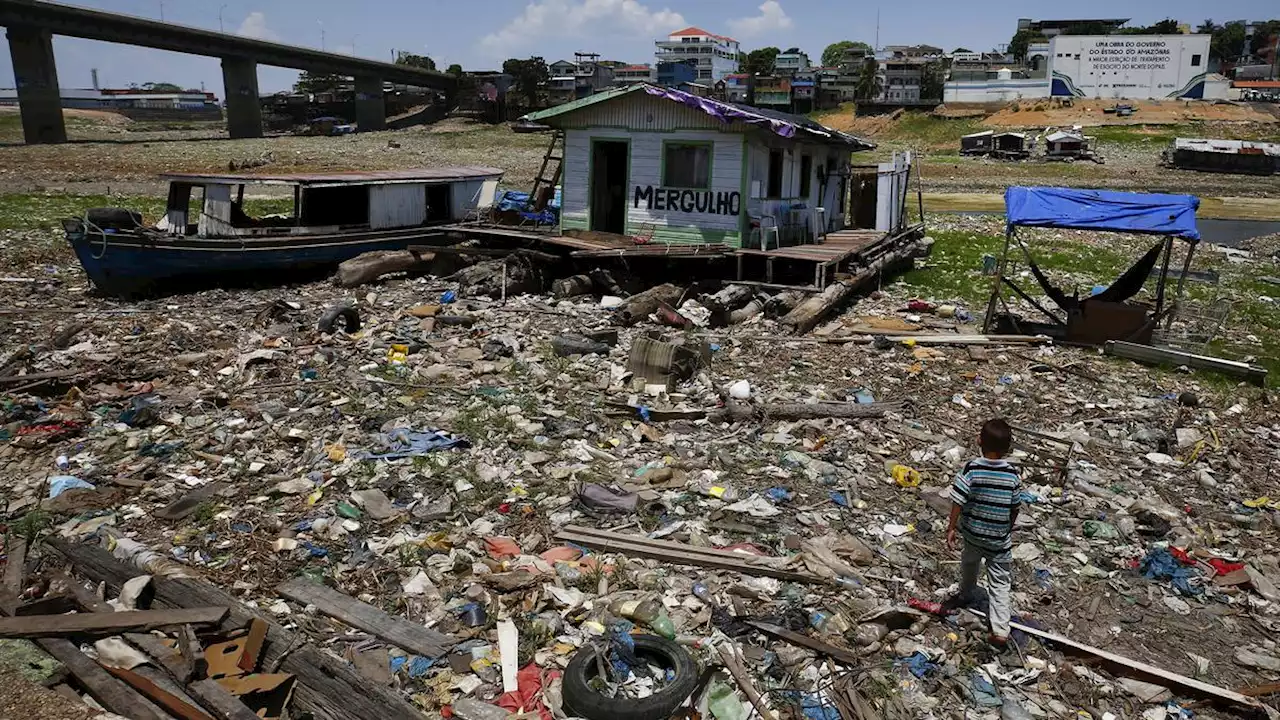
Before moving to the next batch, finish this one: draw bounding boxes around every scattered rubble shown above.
[1,217,1279,720]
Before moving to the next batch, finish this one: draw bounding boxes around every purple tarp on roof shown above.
[643,84,797,138]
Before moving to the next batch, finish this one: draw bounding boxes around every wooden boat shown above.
[63,167,503,296]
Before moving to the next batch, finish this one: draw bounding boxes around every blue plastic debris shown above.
[300,542,328,558]
[800,695,841,720]
[828,491,850,508]
[636,405,652,422]
[48,475,95,498]
[231,523,252,534]
[389,656,436,678]
[969,673,1002,706]
[851,388,876,404]
[440,290,456,304]
[1141,548,1202,596]
[897,651,938,679]
[766,487,794,503]
[358,428,470,460]
[293,519,314,532]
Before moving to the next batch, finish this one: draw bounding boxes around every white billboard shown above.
[1049,35,1212,99]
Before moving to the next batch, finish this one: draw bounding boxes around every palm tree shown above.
[855,59,882,101]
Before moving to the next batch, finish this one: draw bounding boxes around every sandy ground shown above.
[982,98,1279,127]
[0,667,99,720]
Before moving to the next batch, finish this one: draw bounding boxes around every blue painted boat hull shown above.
[66,225,444,296]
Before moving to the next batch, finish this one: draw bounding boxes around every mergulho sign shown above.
[633,186,741,216]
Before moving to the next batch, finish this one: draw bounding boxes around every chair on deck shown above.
[462,179,500,224]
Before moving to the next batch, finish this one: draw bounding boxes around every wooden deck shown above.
[441,223,924,290]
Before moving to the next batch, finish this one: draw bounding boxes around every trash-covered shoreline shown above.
[1,217,1279,720]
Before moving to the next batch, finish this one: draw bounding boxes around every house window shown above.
[799,154,812,198]
[663,142,711,189]
[767,149,784,197]
[1191,54,1202,67]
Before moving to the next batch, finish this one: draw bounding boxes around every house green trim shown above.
[524,85,647,123]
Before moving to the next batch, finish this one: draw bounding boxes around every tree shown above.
[742,46,780,76]
[446,63,464,76]
[294,71,346,94]
[951,47,973,54]
[1197,20,1218,34]
[821,40,870,68]
[854,58,882,101]
[920,60,945,101]
[1117,18,1181,35]
[1007,29,1044,62]
[395,51,436,71]
[502,57,549,106]
[1210,21,1247,61]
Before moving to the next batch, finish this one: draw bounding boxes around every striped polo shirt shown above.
[951,457,1022,552]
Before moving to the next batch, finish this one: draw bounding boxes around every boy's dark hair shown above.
[980,418,1013,456]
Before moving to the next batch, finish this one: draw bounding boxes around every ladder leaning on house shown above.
[527,130,564,213]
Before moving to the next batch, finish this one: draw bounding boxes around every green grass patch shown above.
[874,112,985,149]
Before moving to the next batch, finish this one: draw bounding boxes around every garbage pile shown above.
[1,256,1279,720]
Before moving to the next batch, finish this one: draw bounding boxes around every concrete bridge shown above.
[0,0,456,143]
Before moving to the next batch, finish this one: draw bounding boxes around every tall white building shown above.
[654,27,740,82]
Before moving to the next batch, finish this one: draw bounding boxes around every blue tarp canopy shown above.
[1005,187,1200,241]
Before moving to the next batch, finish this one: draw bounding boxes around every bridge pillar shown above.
[6,26,66,144]
[354,75,385,131]
[221,57,262,139]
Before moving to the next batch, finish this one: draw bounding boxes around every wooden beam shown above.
[1,538,26,604]
[46,537,426,720]
[555,528,823,584]
[275,577,456,659]
[188,679,263,720]
[745,621,861,665]
[1105,341,1267,386]
[105,665,216,720]
[32,637,169,719]
[0,607,228,639]
[966,610,1261,710]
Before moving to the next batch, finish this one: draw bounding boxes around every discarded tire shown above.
[317,305,360,334]
[561,634,698,720]
[86,208,143,230]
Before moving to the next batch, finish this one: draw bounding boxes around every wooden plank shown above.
[1,538,26,604]
[189,679,264,720]
[34,638,168,720]
[47,538,425,720]
[123,632,191,682]
[275,577,456,659]
[0,607,227,639]
[156,482,229,521]
[556,529,823,584]
[1105,341,1267,386]
[965,610,1261,709]
[105,665,216,720]
[746,621,861,665]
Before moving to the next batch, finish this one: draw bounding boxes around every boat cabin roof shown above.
[160,166,504,189]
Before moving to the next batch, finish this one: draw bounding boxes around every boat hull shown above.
[66,226,444,296]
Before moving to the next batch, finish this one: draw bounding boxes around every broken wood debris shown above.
[745,620,861,665]
[555,526,824,584]
[707,399,899,424]
[1104,340,1267,385]
[0,607,229,639]
[276,576,457,659]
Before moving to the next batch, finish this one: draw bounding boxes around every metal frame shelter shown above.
[983,186,1200,346]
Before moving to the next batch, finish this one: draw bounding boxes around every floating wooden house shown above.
[522,83,880,249]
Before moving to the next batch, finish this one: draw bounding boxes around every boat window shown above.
[663,142,711,189]
[299,185,370,227]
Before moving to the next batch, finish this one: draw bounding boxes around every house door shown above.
[590,140,628,234]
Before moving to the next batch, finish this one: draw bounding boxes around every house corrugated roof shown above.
[522,83,873,149]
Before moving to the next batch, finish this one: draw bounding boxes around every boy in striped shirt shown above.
[945,418,1021,647]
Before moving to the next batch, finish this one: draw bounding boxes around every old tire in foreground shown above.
[561,634,698,720]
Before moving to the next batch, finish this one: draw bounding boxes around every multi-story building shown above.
[548,53,614,105]
[723,73,749,102]
[1016,17,1129,37]
[656,59,698,87]
[882,58,924,103]
[614,64,654,85]
[654,26,740,82]
[882,44,944,59]
[775,51,811,75]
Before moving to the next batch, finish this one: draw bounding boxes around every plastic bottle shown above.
[809,609,850,635]
[610,598,677,639]
[694,473,739,501]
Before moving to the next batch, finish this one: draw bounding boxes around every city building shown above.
[775,51,811,75]
[944,34,1228,101]
[882,58,924,103]
[549,60,577,77]
[655,27,740,82]
[882,44,944,59]
[614,64,654,85]
[548,53,615,105]
[0,86,220,119]
[656,59,698,87]
[723,73,749,102]
[1017,18,1129,37]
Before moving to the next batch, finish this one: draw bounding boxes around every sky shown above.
[1,0,1274,96]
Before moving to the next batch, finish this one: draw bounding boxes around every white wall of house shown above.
[562,127,745,245]
[743,139,846,245]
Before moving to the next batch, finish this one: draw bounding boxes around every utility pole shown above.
[158,0,165,21]
[875,8,880,53]
[219,4,226,32]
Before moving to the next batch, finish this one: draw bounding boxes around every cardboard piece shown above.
[217,674,296,720]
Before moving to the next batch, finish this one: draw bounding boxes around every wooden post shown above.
[982,226,1013,334]
[1153,235,1174,317]
[1165,240,1197,331]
